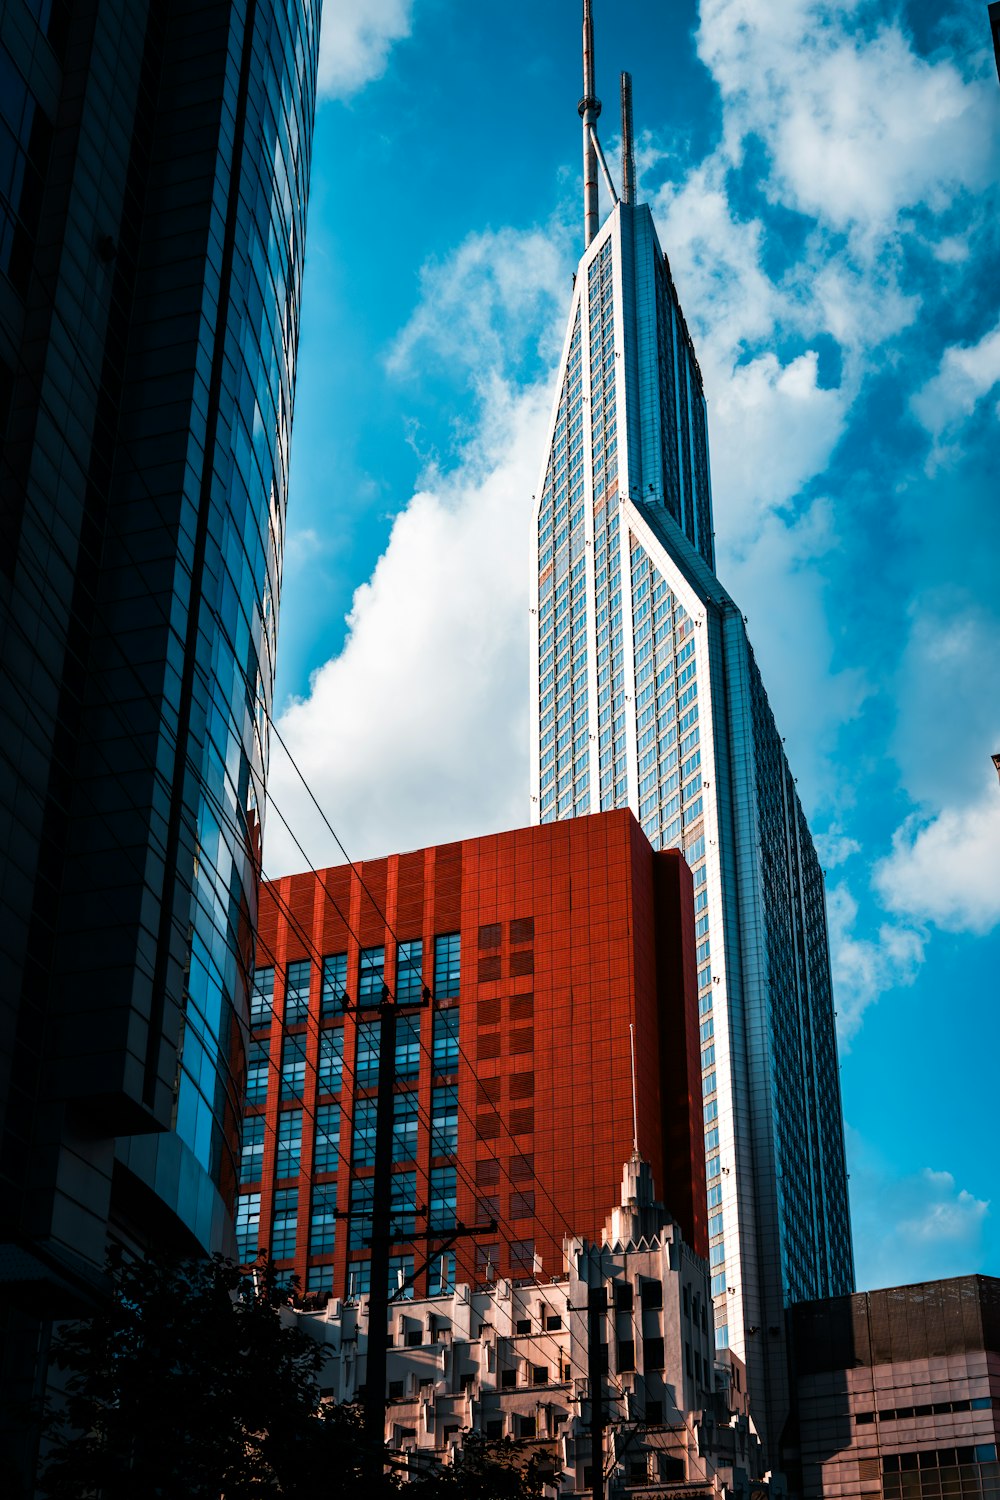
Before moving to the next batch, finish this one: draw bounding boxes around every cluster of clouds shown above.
[264,0,1000,1292]
[264,221,571,873]
[271,0,1000,1030]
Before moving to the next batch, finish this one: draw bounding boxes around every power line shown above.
[6,261,595,1265]
[4,289,611,1395]
[6,495,553,1314]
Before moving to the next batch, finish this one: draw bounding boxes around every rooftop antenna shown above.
[629,1022,639,1153]
[621,71,636,205]
[579,0,602,246]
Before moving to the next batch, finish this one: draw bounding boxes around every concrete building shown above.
[297,1155,767,1498]
[528,5,853,1452]
[242,810,706,1301]
[790,1277,1000,1500]
[0,0,320,1487]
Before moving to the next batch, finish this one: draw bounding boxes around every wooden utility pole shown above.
[588,1284,607,1500]
[359,990,492,1478]
[362,992,397,1477]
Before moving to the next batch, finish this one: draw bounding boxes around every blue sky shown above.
[265,0,1000,1294]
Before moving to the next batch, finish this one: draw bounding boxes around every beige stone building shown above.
[296,1157,768,1497]
[790,1277,1000,1500]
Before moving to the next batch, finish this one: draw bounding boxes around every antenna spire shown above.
[621,71,636,205]
[578,1,602,247]
[629,1023,639,1154]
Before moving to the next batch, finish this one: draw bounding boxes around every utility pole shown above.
[362,989,397,1478]
[588,1283,607,1500]
[359,988,495,1478]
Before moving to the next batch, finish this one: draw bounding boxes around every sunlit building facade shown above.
[241,813,706,1304]
[791,1276,1000,1500]
[529,197,853,1454]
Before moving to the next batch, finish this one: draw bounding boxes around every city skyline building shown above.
[528,3,853,1455]
[242,812,706,1305]
[0,0,321,1486]
[790,1276,1000,1500]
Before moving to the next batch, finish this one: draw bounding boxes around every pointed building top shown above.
[601,1152,673,1251]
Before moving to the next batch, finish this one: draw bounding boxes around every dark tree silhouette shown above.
[41,1251,555,1499]
[40,1254,394,1499]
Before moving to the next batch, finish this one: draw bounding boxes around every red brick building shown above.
[239,810,706,1300]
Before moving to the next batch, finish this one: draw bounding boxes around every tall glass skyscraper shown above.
[0,0,320,1487]
[529,9,853,1456]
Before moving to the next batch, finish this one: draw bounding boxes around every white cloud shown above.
[696,0,996,237]
[261,222,580,874]
[263,370,548,874]
[911,318,1000,441]
[651,163,782,364]
[826,883,923,1046]
[865,594,1000,937]
[899,1171,991,1245]
[889,596,1000,810]
[710,353,849,543]
[387,225,571,383]
[722,498,867,805]
[848,1131,991,1288]
[283,526,326,568]
[874,792,1000,936]
[318,0,414,100]
[814,828,861,868]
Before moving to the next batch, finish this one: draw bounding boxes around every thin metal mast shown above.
[579,0,602,247]
[620,71,635,205]
[629,1022,639,1152]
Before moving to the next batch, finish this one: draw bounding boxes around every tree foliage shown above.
[41,1254,391,1499]
[41,1252,555,1499]
[424,1430,554,1500]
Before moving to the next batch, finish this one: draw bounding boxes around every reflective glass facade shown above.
[530,202,853,1456]
[0,0,320,1483]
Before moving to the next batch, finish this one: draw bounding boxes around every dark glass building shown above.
[0,0,320,1486]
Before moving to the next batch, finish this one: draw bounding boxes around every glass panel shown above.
[276,1108,302,1177]
[250,966,274,1027]
[395,939,423,1002]
[284,959,310,1023]
[434,933,460,998]
[321,953,348,1014]
[431,1084,458,1156]
[359,945,385,1006]
[433,1008,459,1074]
[313,1102,340,1174]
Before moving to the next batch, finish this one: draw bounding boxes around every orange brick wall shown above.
[247,810,704,1300]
